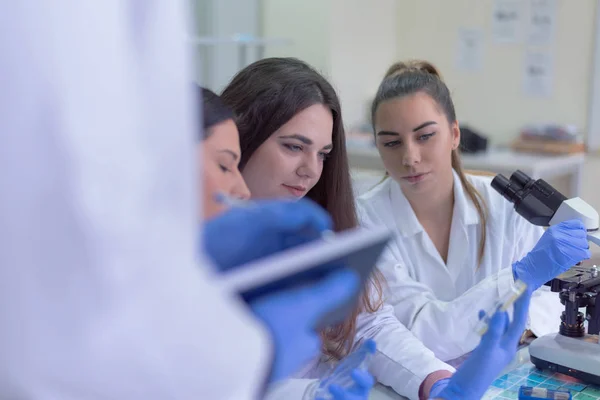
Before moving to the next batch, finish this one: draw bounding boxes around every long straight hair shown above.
[198,86,234,139]
[372,60,488,264]
[222,57,384,359]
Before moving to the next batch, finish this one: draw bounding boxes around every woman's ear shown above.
[451,121,461,150]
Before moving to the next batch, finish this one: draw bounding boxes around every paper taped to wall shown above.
[457,28,484,72]
[528,0,557,46]
[493,0,523,43]
[523,50,554,97]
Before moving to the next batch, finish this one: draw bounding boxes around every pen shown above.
[474,279,528,335]
[214,192,335,240]
[214,192,256,208]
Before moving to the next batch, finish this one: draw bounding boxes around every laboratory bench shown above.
[347,147,585,198]
[369,345,600,399]
[347,144,593,398]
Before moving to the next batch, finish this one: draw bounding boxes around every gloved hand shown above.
[318,369,375,400]
[428,378,451,399]
[313,339,376,400]
[251,269,360,383]
[434,287,533,400]
[203,198,331,272]
[513,219,590,290]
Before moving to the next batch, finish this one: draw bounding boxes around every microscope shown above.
[492,170,600,385]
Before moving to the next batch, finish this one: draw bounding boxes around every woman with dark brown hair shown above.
[196,86,250,219]
[358,59,589,374]
[221,57,454,400]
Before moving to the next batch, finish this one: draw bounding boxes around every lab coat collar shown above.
[389,169,480,238]
[452,169,481,226]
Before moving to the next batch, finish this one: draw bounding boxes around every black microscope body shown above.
[491,170,600,338]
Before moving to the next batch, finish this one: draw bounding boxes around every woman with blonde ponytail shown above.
[357,60,586,363]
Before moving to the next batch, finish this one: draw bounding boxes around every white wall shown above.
[259,1,599,144]
[260,0,398,129]
[586,1,600,151]
[212,0,260,91]
[190,0,212,84]
[328,0,398,129]
[396,0,597,144]
[260,0,332,75]
[192,0,260,91]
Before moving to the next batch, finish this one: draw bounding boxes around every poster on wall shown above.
[522,50,553,97]
[492,0,522,43]
[527,0,557,46]
[456,28,484,71]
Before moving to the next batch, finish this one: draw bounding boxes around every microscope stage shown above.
[530,333,600,385]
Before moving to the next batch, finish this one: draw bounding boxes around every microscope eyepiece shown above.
[491,169,567,226]
[511,170,533,189]
[491,174,520,204]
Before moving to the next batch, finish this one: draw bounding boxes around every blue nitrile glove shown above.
[428,378,451,399]
[314,339,376,400]
[513,219,590,290]
[435,288,533,400]
[318,369,375,400]
[251,269,360,383]
[203,198,331,272]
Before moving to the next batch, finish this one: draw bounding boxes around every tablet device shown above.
[216,225,392,329]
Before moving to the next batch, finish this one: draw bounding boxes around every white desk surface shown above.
[369,347,532,400]
[460,148,585,174]
[348,146,584,173]
[347,146,585,196]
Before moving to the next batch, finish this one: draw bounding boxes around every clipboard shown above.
[216,225,392,328]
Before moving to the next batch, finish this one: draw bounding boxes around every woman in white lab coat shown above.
[0,3,370,399]
[197,86,251,218]
[0,2,275,398]
[356,60,590,363]
[220,57,456,400]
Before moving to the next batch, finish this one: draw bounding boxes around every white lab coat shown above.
[265,288,455,400]
[0,2,271,399]
[356,171,564,362]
